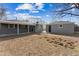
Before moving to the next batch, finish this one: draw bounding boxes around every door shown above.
[49,25,51,32]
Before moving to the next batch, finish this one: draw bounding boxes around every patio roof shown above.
[0,20,36,25]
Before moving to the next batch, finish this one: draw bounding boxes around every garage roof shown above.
[49,21,74,25]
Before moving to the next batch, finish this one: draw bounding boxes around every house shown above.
[0,20,77,37]
[0,20,39,36]
[46,21,75,34]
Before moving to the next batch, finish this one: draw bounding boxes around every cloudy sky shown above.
[0,3,79,24]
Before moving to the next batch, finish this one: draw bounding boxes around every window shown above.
[20,25,26,28]
[2,23,8,29]
[10,24,14,28]
[59,24,63,28]
[8,24,15,29]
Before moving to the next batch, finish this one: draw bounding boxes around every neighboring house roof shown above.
[49,21,74,25]
[0,20,36,25]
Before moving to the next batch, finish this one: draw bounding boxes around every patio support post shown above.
[17,24,20,35]
[28,25,29,33]
[0,23,1,28]
[8,24,10,29]
[13,24,15,28]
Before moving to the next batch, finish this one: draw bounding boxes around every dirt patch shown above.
[46,37,77,49]
[0,33,79,56]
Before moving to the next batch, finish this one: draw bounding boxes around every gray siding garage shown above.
[47,21,74,34]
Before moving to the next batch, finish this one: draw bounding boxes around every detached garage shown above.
[47,21,75,34]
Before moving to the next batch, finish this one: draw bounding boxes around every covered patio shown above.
[0,20,36,36]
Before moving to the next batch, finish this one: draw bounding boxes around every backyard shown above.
[0,33,79,56]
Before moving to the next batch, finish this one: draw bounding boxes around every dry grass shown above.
[0,33,79,56]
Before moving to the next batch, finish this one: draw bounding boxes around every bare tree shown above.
[0,5,6,20]
[54,3,79,17]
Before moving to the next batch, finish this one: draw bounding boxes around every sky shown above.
[0,3,79,24]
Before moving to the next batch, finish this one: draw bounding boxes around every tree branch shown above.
[61,12,79,16]
[54,3,79,17]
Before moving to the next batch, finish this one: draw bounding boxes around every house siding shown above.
[19,25,28,33]
[0,28,17,35]
[0,23,36,36]
[0,24,17,35]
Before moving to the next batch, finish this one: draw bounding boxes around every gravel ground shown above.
[0,33,79,56]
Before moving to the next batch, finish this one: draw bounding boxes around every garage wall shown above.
[51,24,74,34]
